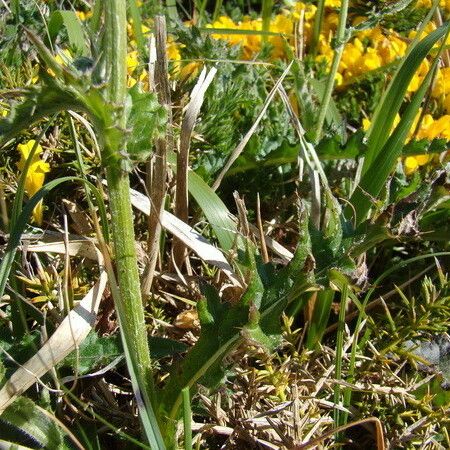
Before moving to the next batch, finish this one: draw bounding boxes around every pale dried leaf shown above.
[0,268,108,412]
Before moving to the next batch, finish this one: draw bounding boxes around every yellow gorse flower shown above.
[16,140,50,225]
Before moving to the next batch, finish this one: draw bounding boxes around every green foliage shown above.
[61,331,188,375]
[362,23,449,172]
[47,10,88,55]
[0,330,40,379]
[335,72,387,126]
[0,397,71,449]
[125,85,166,171]
[160,226,313,421]
[349,23,450,225]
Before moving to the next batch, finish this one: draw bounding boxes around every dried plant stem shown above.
[142,15,172,296]
[172,68,216,267]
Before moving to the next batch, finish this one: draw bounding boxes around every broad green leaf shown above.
[187,170,237,252]
[0,397,70,449]
[0,331,40,376]
[48,10,89,55]
[61,331,122,375]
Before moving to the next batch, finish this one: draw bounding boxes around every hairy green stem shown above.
[310,0,325,56]
[102,0,155,413]
[312,0,348,143]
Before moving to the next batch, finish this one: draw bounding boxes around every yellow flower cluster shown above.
[16,140,50,225]
[432,67,450,113]
[317,26,409,85]
[416,0,450,11]
[69,3,450,178]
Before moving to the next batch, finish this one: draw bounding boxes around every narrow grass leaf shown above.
[48,10,88,55]
[363,23,448,172]
[262,0,273,42]
[127,0,147,59]
[305,289,334,350]
[187,169,237,252]
[350,24,450,224]
[182,387,192,450]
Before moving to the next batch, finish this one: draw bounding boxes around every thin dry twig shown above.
[142,15,173,296]
[256,193,269,263]
[293,416,385,450]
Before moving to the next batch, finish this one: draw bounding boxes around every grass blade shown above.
[182,387,192,450]
[168,151,238,252]
[349,23,450,224]
[262,0,273,43]
[362,20,447,173]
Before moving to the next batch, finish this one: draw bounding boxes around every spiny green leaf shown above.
[0,83,83,145]
[125,85,166,169]
[161,214,314,419]
[61,332,188,375]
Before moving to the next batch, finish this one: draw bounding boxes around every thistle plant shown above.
[0,0,167,445]
[0,1,449,448]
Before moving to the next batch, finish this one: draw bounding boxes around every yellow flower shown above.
[404,156,419,175]
[47,49,72,77]
[361,48,382,71]
[268,15,293,59]
[16,140,50,225]
[207,16,245,46]
[325,0,341,7]
[416,0,450,10]
[75,10,93,21]
[127,50,139,75]
[404,154,431,175]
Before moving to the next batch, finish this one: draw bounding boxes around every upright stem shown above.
[310,0,325,56]
[312,0,348,143]
[102,0,155,407]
